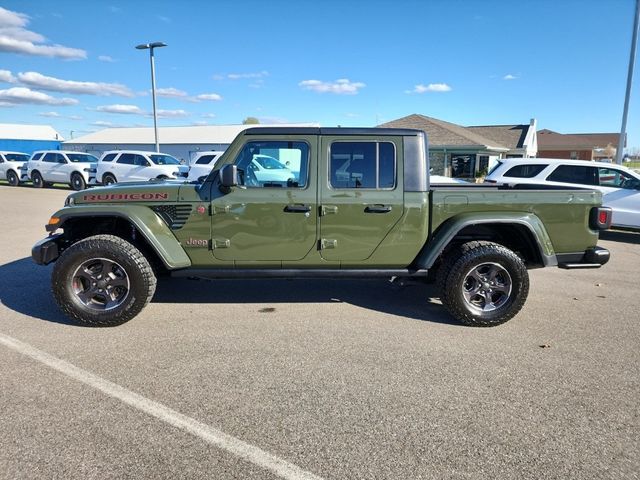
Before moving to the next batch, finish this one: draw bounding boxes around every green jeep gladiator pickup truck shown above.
[32,127,611,327]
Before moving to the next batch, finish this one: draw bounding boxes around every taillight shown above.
[590,207,612,230]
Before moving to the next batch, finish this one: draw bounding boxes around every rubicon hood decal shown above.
[82,192,170,202]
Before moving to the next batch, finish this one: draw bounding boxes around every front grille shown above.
[151,204,193,230]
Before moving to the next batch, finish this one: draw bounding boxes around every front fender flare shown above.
[48,205,192,270]
[413,212,557,269]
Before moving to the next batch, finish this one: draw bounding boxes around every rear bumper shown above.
[557,246,610,269]
[32,233,63,265]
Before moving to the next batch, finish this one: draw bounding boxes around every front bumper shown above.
[557,246,610,269]
[32,233,63,265]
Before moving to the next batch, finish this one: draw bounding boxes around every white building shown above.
[64,124,319,162]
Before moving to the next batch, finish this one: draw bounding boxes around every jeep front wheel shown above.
[52,235,157,327]
[438,241,529,327]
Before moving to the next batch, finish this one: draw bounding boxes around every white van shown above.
[26,151,98,190]
[0,151,30,186]
[187,150,225,181]
[97,150,189,185]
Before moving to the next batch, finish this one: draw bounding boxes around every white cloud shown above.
[405,83,452,94]
[0,69,16,83]
[157,15,171,23]
[156,109,188,118]
[191,120,209,126]
[201,113,216,118]
[38,111,82,120]
[503,74,518,80]
[156,87,189,98]
[98,55,115,62]
[196,93,222,101]
[96,104,144,114]
[226,71,269,80]
[0,87,78,105]
[211,74,224,81]
[108,6,122,13]
[299,78,366,95]
[17,71,134,97]
[92,120,114,127]
[0,7,86,59]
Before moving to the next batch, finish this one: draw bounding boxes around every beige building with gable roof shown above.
[380,114,537,178]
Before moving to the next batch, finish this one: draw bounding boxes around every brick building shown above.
[537,129,622,161]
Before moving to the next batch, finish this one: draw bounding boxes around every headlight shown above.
[64,196,75,206]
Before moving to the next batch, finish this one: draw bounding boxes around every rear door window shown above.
[42,153,59,163]
[101,153,117,162]
[31,152,44,161]
[503,164,548,178]
[546,165,598,185]
[329,141,396,189]
[117,154,136,165]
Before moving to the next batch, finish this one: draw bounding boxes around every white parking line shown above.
[0,332,324,480]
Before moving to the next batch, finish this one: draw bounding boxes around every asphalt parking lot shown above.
[0,184,638,480]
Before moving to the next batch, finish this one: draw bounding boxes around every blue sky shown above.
[0,0,638,149]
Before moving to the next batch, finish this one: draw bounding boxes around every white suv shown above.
[26,150,98,190]
[97,150,189,185]
[187,150,225,181]
[0,151,30,186]
[485,158,640,229]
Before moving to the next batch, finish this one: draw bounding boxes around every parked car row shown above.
[0,149,228,190]
[485,158,640,229]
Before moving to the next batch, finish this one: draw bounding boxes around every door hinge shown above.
[320,238,337,250]
[212,238,230,249]
[320,205,338,216]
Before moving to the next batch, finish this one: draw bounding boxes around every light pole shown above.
[135,42,167,153]
[617,0,640,164]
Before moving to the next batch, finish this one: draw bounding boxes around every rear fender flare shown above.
[49,204,191,270]
[414,212,557,269]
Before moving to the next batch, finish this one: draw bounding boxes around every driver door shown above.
[210,135,318,262]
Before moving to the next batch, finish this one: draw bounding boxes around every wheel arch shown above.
[50,206,191,270]
[414,213,557,270]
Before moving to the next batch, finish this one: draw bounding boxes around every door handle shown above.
[284,204,311,213]
[364,205,392,213]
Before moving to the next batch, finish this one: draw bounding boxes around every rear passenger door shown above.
[112,153,139,181]
[319,136,403,262]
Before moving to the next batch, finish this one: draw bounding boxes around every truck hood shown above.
[68,181,183,205]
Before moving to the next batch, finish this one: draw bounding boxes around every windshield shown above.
[254,155,287,170]
[66,153,98,163]
[150,154,180,165]
[4,153,29,162]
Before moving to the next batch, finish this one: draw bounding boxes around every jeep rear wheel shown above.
[31,171,44,188]
[52,235,157,327]
[438,241,529,327]
[71,172,86,190]
[6,170,19,186]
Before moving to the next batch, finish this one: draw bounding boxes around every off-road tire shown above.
[6,170,19,186]
[103,173,117,185]
[31,171,44,188]
[438,241,529,327]
[71,172,86,191]
[52,235,157,327]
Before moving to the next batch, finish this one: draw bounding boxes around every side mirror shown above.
[220,164,239,188]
